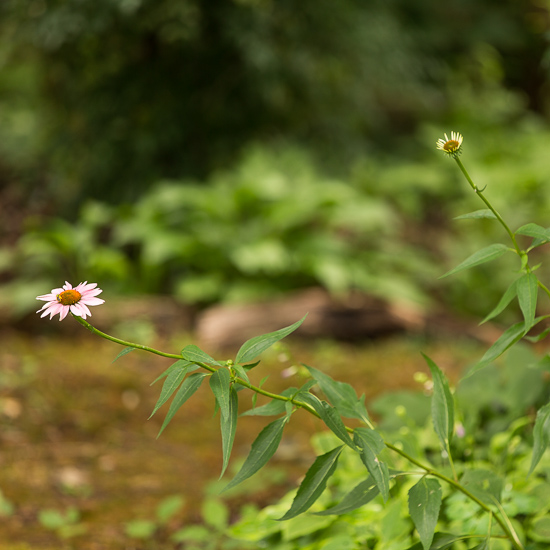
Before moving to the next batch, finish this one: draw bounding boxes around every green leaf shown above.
[231,363,250,385]
[517,272,539,332]
[480,279,518,325]
[150,363,195,418]
[422,354,454,452]
[529,402,550,476]
[353,428,390,502]
[454,209,497,220]
[235,315,306,364]
[460,469,503,505]
[181,344,222,366]
[223,416,288,492]
[404,532,463,550]
[298,393,357,450]
[241,387,298,416]
[150,359,197,386]
[209,368,231,420]
[515,223,550,242]
[157,373,208,437]
[469,540,489,550]
[278,446,344,520]
[112,346,136,363]
[314,478,379,516]
[156,495,185,524]
[466,320,536,378]
[305,365,370,423]
[408,478,442,550]
[219,386,239,478]
[440,243,508,278]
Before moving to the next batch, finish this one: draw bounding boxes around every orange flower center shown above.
[56,289,82,306]
[443,140,460,152]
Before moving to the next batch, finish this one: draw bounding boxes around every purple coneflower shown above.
[37,281,105,321]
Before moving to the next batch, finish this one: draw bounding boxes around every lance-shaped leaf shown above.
[422,354,454,453]
[465,319,537,378]
[112,346,136,363]
[242,387,298,416]
[354,427,390,502]
[480,279,518,325]
[454,209,497,220]
[278,446,344,520]
[223,415,288,492]
[298,393,357,450]
[150,362,196,418]
[408,478,442,550]
[440,243,508,278]
[235,315,306,364]
[219,386,239,478]
[305,365,370,423]
[529,402,550,476]
[314,477,379,516]
[515,223,550,242]
[210,368,231,420]
[517,272,538,332]
[181,344,223,366]
[157,372,208,437]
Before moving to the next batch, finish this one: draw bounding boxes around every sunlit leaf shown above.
[529,402,550,476]
[278,446,344,520]
[223,416,288,492]
[440,243,508,278]
[408,478,442,550]
[235,315,306,364]
[157,373,208,437]
[404,532,462,550]
[354,427,390,501]
[422,354,454,452]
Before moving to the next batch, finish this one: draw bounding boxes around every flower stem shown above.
[454,158,522,257]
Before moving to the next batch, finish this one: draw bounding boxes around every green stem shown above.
[73,314,523,550]
[454,158,522,257]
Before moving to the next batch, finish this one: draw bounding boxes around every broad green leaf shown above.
[469,540,489,550]
[314,477,379,515]
[157,373,208,437]
[354,427,390,502]
[278,446,344,520]
[480,279,518,325]
[181,344,222,366]
[235,315,306,364]
[466,320,530,378]
[454,209,497,220]
[112,346,136,363]
[529,402,550,476]
[517,273,539,332]
[440,243,508,278]
[219,387,239,478]
[298,393,357,450]
[405,532,463,550]
[231,363,250,385]
[209,368,231,420]
[150,363,195,418]
[305,365,370,423]
[515,223,550,242]
[241,387,298,416]
[408,478,442,550]
[150,359,198,386]
[422,354,454,452]
[223,416,288,492]
[460,469,503,505]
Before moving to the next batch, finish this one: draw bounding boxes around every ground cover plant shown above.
[25,133,550,548]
